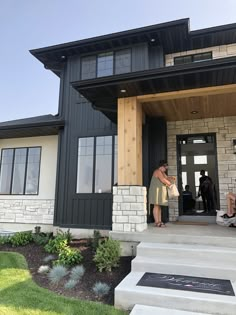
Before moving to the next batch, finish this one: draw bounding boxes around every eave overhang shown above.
[71,56,236,122]
[73,55,236,101]
[0,120,65,139]
[30,19,236,75]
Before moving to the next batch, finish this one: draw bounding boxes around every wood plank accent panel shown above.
[137,83,236,103]
[142,92,236,121]
[118,97,143,185]
[138,84,236,121]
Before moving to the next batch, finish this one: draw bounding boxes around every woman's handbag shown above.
[168,184,180,199]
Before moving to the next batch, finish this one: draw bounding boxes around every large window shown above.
[76,136,117,193]
[81,49,132,79]
[0,147,41,195]
[174,52,212,65]
[97,52,114,77]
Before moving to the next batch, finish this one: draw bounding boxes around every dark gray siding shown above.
[149,45,164,69]
[131,43,149,72]
[54,43,164,230]
[54,57,116,230]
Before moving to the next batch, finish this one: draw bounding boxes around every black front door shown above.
[177,134,219,216]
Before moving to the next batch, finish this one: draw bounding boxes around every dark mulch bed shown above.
[0,239,132,305]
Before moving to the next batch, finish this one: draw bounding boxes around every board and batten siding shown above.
[55,57,117,230]
[0,135,58,227]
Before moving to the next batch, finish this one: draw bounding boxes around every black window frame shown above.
[97,51,114,78]
[80,48,132,80]
[76,135,117,194]
[174,52,213,65]
[0,146,42,195]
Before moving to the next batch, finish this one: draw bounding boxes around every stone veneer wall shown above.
[0,135,58,228]
[167,116,236,221]
[0,199,55,224]
[112,186,147,232]
[165,43,236,66]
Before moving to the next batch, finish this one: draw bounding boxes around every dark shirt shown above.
[199,175,212,195]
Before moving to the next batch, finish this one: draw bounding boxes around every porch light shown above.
[233,139,236,154]
[120,89,126,93]
[191,110,198,114]
[150,38,156,42]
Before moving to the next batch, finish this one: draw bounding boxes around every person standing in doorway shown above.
[149,160,175,227]
[198,170,216,213]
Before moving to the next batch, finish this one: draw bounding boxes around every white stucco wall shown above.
[0,135,58,227]
[165,43,236,66]
[167,116,236,221]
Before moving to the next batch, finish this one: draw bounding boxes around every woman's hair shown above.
[159,160,168,167]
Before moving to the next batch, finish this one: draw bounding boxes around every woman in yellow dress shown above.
[149,160,175,227]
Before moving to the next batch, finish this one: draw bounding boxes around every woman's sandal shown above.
[160,222,166,227]
[155,222,166,227]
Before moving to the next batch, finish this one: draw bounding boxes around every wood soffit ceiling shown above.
[141,92,236,121]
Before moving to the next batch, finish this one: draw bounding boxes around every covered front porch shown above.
[113,83,236,233]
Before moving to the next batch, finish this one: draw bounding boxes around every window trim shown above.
[80,48,132,80]
[174,52,212,65]
[0,146,42,195]
[76,135,117,194]
[96,51,114,78]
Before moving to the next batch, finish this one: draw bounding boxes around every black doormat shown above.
[137,273,235,296]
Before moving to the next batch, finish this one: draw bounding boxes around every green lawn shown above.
[0,252,127,315]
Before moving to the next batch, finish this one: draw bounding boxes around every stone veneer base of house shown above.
[0,199,55,225]
[112,186,147,232]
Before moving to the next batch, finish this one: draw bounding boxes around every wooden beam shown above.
[137,84,236,103]
[117,97,143,185]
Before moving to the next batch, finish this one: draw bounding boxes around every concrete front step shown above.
[110,226,236,248]
[115,271,236,314]
[130,304,208,315]
[136,242,236,266]
[132,256,236,279]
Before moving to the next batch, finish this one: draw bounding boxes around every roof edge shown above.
[0,120,65,132]
[190,21,236,36]
[30,18,189,56]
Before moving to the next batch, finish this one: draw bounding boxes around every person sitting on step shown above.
[221,192,236,227]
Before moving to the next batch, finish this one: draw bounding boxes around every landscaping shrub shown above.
[90,230,102,252]
[44,229,72,254]
[64,279,77,290]
[48,265,68,284]
[93,238,121,272]
[69,265,85,281]
[92,282,110,298]
[33,233,50,246]
[44,235,68,254]
[61,229,73,243]
[54,246,83,266]
[43,255,56,263]
[9,231,33,247]
[0,236,10,245]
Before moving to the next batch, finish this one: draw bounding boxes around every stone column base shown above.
[112,186,147,232]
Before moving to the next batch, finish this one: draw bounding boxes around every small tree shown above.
[93,238,121,272]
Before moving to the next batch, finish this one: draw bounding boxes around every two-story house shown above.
[1,18,236,235]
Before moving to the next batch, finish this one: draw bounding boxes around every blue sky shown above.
[1,0,236,122]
